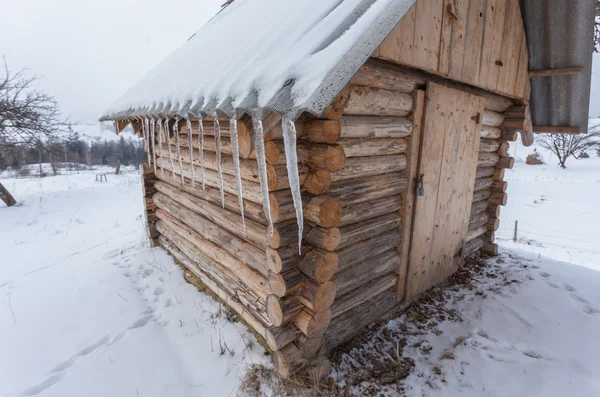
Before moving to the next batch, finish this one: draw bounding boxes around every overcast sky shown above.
[2,0,600,123]
[0,0,223,123]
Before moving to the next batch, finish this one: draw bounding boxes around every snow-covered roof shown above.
[101,0,415,121]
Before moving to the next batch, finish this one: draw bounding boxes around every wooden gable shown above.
[374,0,530,100]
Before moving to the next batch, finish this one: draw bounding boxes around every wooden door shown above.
[405,82,484,299]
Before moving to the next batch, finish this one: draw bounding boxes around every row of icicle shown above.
[120,113,304,254]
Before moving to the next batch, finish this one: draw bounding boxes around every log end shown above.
[319,198,342,228]
[269,271,287,297]
[269,193,280,224]
[272,343,305,378]
[313,281,336,313]
[314,252,340,283]
[267,165,278,191]
[307,310,332,337]
[304,170,332,195]
[267,228,282,249]
[487,217,500,231]
[237,120,252,158]
[325,145,346,173]
[265,141,280,165]
[483,243,499,256]
[266,295,283,327]
[305,120,342,144]
[267,248,283,273]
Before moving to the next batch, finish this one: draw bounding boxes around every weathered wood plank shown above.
[344,87,413,117]
[398,89,425,299]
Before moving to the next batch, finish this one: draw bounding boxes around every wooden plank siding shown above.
[405,83,484,299]
[375,0,530,101]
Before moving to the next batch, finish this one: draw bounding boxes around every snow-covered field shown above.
[500,143,600,271]
[1,143,599,397]
[0,167,267,397]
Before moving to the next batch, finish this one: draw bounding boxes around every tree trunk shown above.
[38,147,43,178]
[0,182,17,207]
[115,159,121,175]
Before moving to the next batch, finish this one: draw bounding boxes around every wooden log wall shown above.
[132,115,341,378]
[301,60,417,356]
[465,105,517,256]
[140,164,159,247]
[131,55,517,379]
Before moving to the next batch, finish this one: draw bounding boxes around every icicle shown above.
[252,113,274,236]
[186,118,195,187]
[113,120,119,135]
[165,119,176,181]
[150,119,157,174]
[230,116,246,232]
[142,118,151,165]
[214,114,225,208]
[173,118,185,185]
[198,117,206,190]
[281,116,304,254]
[158,119,165,175]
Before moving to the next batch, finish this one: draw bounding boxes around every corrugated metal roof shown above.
[101,0,416,121]
[520,0,596,134]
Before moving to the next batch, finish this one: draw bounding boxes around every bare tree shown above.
[538,129,600,168]
[0,56,71,206]
[595,1,600,52]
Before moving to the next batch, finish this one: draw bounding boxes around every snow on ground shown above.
[2,143,599,397]
[0,167,267,397]
[332,249,600,396]
[499,142,600,271]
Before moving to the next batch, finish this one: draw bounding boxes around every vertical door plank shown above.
[405,83,449,299]
[413,0,431,69]
[480,0,506,88]
[378,4,416,66]
[461,0,486,85]
[430,91,483,281]
[447,0,471,80]
[397,89,426,300]
[495,0,521,93]
[426,89,464,286]
[438,0,454,75]
[514,32,530,98]
[406,83,484,299]
[427,0,444,71]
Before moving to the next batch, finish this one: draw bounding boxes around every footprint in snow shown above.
[154,286,165,296]
[539,271,551,278]
[18,373,66,397]
[129,314,154,330]
[563,284,576,292]
[583,306,600,315]
[546,281,560,289]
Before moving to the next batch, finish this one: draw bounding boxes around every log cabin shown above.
[101,0,595,379]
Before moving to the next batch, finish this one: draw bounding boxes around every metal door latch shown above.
[416,173,424,196]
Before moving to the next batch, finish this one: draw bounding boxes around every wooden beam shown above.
[528,67,584,78]
[533,125,581,134]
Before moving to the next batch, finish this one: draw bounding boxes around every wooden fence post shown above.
[513,220,518,242]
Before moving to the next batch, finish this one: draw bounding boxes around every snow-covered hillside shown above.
[500,141,600,271]
[0,168,267,397]
[1,142,599,396]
